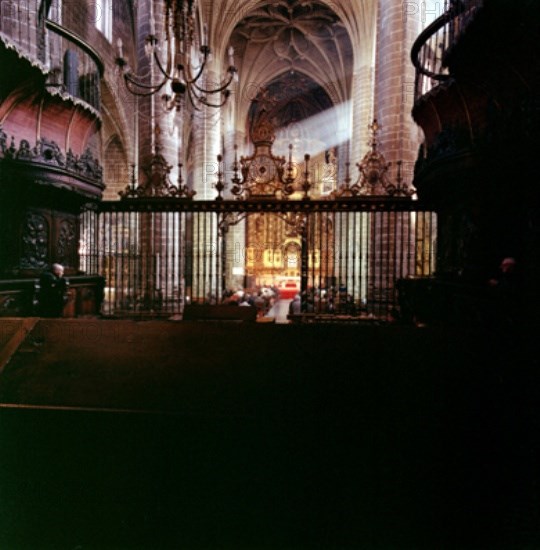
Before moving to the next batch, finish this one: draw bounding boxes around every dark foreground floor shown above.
[0,319,539,549]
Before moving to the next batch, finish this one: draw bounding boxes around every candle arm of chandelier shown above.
[124,72,165,90]
[123,75,168,96]
[116,58,157,86]
[152,47,175,81]
[192,68,236,94]
[198,91,230,108]
[117,55,170,91]
[179,51,209,85]
[185,85,204,110]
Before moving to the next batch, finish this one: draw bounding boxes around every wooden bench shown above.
[183,304,258,322]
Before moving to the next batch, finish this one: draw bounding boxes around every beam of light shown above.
[272,100,352,159]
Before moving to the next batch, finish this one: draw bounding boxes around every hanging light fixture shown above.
[115,0,237,111]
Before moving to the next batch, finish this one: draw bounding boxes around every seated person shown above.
[38,263,68,317]
[289,294,302,315]
[488,257,520,324]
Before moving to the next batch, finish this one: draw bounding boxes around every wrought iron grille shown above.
[80,199,437,321]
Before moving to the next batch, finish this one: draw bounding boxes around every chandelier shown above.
[115,0,237,111]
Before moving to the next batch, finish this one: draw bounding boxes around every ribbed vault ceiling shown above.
[230,0,353,108]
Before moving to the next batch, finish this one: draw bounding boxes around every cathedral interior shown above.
[0,1,539,548]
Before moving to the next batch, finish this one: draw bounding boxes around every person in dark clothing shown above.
[489,257,518,292]
[289,294,302,315]
[38,263,68,317]
[488,257,520,324]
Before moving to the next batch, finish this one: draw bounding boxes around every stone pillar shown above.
[375,0,423,184]
[134,0,153,175]
[132,0,188,311]
[351,61,375,164]
[191,59,224,200]
[221,89,241,199]
[187,59,227,301]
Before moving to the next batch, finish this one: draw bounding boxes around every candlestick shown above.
[203,23,208,46]
[116,38,123,59]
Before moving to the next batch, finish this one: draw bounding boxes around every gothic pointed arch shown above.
[227,0,355,144]
[103,134,129,199]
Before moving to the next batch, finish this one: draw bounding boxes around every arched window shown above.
[94,0,112,41]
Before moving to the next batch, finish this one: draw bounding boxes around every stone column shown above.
[191,58,224,200]
[187,58,227,301]
[132,0,187,311]
[351,60,376,164]
[341,29,377,311]
[375,0,423,184]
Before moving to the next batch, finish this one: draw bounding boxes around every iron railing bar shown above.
[358,212,364,313]
[352,212,357,311]
[119,210,124,312]
[136,212,142,312]
[166,212,170,310]
[174,210,178,313]
[386,211,391,319]
[128,211,132,312]
[203,211,208,304]
[393,211,398,309]
[378,212,383,318]
[345,211,350,311]
[214,213,219,304]
[317,214,321,310]
[311,213,316,310]
[107,211,113,315]
[195,212,199,303]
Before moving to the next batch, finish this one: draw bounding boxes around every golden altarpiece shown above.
[216,99,338,294]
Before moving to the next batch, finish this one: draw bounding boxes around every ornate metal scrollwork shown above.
[229,142,296,200]
[119,126,196,199]
[218,212,247,236]
[224,92,301,200]
[277,212,307,237]
[330,120,415,198]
